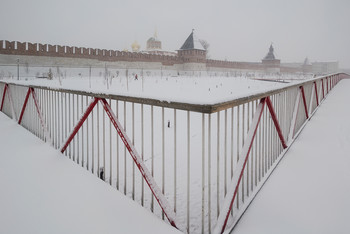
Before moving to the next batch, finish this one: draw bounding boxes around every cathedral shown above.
[146,31,162,51]
[130,30,176,56]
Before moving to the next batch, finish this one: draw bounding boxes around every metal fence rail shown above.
[0,73,347,234]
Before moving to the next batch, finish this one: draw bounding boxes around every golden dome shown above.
[131,41,140,52]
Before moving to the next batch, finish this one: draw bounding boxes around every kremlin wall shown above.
[0,31,338,76]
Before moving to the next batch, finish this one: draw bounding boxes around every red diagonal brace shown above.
[99,98,179,228]
[17,87,51,142]
[60,97,179,228]
[321,79,325,99]
[215,98,266,234]
[60,97,99,153]
[300,86,309,119]
[0,84,8,111]
[31,88,51,143]
[266,96,287,149]
[18,88,32,124]
[314,82,319,106]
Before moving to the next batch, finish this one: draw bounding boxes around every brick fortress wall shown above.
[0,40,302,73]
[0,40,182,66]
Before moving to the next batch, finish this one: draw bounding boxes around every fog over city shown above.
[0,0,349,68]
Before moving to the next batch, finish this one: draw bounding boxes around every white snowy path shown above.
[232,79,350,234]
[0,113,180,234]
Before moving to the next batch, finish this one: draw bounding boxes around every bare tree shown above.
[199,39,210,58]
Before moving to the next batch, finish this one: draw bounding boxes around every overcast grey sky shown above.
[0,0,349,68]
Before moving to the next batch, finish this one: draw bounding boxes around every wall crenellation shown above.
[1,40,306,72]
[0,40,182,65]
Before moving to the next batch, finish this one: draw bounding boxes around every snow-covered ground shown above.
[6,75,289,104]
[232,79,350,234]
[1,71,308,105]
[0,112,181,234]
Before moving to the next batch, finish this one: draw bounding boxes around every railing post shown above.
[321,79,325,99]
[61,97,99,153]
[300,86,309,119]
[1,84,17,120]
[314,82,319,106]
[30,87,52,144]
[327,77,329,93]
[99,98,180,229]
[214,98,266,234]
[266,96,287,149]
[18,88,32,124]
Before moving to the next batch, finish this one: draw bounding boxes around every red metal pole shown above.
[0,84,8,111]
[289,90,301,141]
[18,88,32,124]
[314,82,319,106]
[60,97,99,153]
[266,96,287,149]
[300,86,309,119]
[99,98,179,228]
[217,98,266,233]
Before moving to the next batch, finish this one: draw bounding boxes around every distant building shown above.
[302,57,312,73]
[262,44,280,73]
[311,61,338,75]
[282,58,338,75]
[131,41,141,52]
[177,30,206,63]
[146,31,162,51]
[143,31,176,56]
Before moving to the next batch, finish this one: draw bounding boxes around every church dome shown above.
[131,41,140,52]
[147,37,156,42]
[146,31,162,51]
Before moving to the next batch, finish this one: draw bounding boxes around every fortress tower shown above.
[177,30,206,64]
[262,44,280,73]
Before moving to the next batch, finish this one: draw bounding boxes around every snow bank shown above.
[0,113,181,234]
[232,79,350,234]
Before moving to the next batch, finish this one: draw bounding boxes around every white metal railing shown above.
[0,73,347,233]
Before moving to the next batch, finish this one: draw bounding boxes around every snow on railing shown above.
[0,73,348,234]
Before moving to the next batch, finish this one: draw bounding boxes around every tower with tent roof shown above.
[262,44,281,73]
[178,29,206,63]
[302,57,312,73]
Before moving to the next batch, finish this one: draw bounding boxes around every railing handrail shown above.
[0,72,346,233]
[0,73,347,113]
